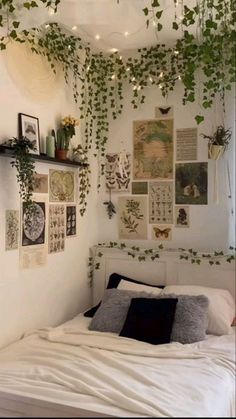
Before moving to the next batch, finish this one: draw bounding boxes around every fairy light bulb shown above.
[72,25,77,31]
[95,34,100,40]
[159,71,163,78]
[111,74,116,80]
[131,76,136,81]
[124,31,129,37]
[149,76,153,83]
[126,67,130,72]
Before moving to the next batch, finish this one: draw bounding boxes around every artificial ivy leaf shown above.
[195,115,204,124]
[143,7,149,16]
[172,22,179,30]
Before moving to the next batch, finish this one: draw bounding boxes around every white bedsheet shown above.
[0,314,235,417]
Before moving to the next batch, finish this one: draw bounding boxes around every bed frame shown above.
[0,247,235,418]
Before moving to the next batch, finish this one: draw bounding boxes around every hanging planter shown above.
[208,144,226,160]
[201,126,232,204]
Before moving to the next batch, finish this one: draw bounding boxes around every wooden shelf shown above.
[0,146,88,168]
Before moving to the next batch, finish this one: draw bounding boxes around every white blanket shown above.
[0,314,235,417]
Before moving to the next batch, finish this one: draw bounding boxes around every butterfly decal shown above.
[153,227,171,239]
[158,106,171,115]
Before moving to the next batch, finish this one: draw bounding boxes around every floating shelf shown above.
[0,146,88,168]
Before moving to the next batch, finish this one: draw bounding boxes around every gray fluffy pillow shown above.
[164,294,209,344]
[88,288,153,333]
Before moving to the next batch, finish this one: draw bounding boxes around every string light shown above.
[124,31,129,37]
[68,45,72,50]
[95,34,100,40]
[72,26,77,31]
[159,84,163,89]
[178,75,182,80]
[149,76,153,83]
[137,85,141,91]
[159,71,163,78]
[119,55,123,60]
[133,86,137,90]
[174,50,179,55]
[45,24,50,29]
[86,65,90,72]
[110,48,119,53]
[152,20,157,27]
[111,74,116,80]
[48,6,55,15]
[126,67,130,72]
[131,76,136,81]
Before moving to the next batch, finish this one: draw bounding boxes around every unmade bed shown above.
[0,248,235,417]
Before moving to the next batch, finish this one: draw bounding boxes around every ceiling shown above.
[15,0,197,53]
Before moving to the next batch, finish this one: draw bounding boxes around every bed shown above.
[0,248,235,418]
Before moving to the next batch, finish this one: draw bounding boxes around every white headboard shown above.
[91,247,235,305]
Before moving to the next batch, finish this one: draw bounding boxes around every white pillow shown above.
[162,285,235,336]
[118,279,162,296]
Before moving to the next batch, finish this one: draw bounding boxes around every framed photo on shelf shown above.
[19,113,40,155]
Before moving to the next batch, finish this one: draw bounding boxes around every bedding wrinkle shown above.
[0,315,234,417]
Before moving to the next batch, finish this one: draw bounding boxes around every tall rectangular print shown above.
[118,196,147,240]
[133,119,173,180]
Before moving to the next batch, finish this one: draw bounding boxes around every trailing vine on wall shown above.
[0,1,235,213]
[88,242,236,286]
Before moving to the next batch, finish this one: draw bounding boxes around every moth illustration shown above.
[158,106,171,115]
[153,227,171,239]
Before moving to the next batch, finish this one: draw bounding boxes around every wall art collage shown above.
[5,169,77,269]
[105,106,208,241]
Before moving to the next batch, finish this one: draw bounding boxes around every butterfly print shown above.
[153,227,171,239]
[158,106,171,115]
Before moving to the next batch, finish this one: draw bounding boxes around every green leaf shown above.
[172,22,179,30]
[143,7,149,16]
[12,21,20,28]
[195,115,204,124]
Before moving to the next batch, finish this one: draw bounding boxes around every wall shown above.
[0,50,98,349]
[97,80,235,252]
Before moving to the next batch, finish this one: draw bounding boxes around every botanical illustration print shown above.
[49,169,75,202]
[33,173,48,193]
[22,202,45,246]
[118,196,147,240]
[133,119,173,180]
[152,225,172,241]
[66,205,76,237]
[105,153,131,191]
[155,106,173,119]
[149,181,173,224]
[132,181,148,195]
[175,206,190,228]
[48,205,65,253]
[175,163,208,205]
[5,210,19,250]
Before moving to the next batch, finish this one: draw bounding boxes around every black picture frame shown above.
[19,113,40,155]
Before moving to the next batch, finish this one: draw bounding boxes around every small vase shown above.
[208,144,225,160]
[46,135,55,158]
[55,149,68,160]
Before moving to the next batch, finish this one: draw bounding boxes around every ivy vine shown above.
[88,242,236,286]
[0,1,235,213]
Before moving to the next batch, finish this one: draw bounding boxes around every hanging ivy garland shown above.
[0,1,235,213]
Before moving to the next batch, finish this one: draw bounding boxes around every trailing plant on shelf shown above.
[3,137,36,216]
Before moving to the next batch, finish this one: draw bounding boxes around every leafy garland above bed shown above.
[88,242,236,286]
[0,0,235,213]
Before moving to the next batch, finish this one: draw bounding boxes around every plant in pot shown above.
[53,115,79,160]
[201,125,232,160]
[3,137,36,216]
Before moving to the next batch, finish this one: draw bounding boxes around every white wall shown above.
[97,81,235,252]
[0,51,98,348]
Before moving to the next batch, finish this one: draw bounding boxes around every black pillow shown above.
[84,273,164,318]
[119,297,178,345]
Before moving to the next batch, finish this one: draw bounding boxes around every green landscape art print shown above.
[175,163,208,205]
[133,119,173,180]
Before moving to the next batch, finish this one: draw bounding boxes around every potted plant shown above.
[3,137,36,215]
[53,115,79,160]
[201,125,232,160]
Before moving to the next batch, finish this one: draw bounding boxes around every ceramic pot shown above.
[55,149,68,160]
[208,144,225,160]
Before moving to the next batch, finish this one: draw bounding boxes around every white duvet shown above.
[0,314,235,417]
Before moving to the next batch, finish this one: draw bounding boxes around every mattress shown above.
[0,314,235,417]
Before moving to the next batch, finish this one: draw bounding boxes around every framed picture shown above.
[19,113,40,155]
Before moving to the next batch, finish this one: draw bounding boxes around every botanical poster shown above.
[5,210,19,250]
[22,202,46,246]
[155,106,173,119]
[105,153,131,192]
[151,225,172,241]
[176,128,197,161]
[48,204,65,253]
[66,205,76,237]
[175,163,208,205]
[49,169,75,202]
[20,245,47,269]
[131,181,148,195]
[149,181,173,224]
[33,173,48,193]
[133,119,173,180]
[175,206,190,228]
[118,196,147,240]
